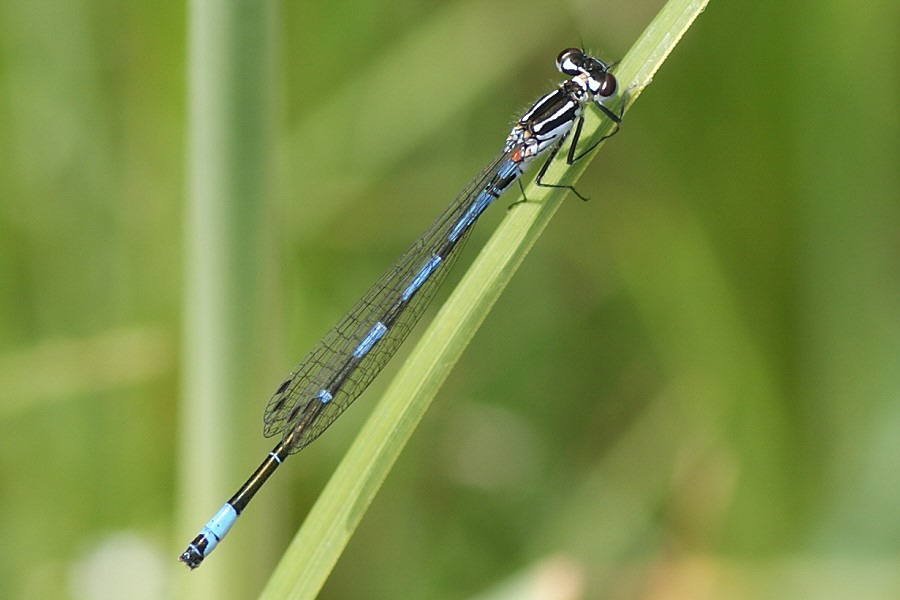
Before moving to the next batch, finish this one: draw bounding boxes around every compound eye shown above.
[556,47,584,75]
[597,72,617,97]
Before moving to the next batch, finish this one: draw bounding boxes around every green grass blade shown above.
[259,1,710,597]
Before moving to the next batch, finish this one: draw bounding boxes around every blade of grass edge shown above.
[259,1,710,597]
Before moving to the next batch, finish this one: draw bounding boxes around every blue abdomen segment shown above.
[180,503,238,569]
[352,321,388,359]
[448,160,520,243]
[316,389,333,404]
[402,255,442,302]
[202,503,238,546]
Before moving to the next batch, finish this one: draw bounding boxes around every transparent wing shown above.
[264,150,521,453]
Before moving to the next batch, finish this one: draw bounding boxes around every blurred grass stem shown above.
[177,1,275,597]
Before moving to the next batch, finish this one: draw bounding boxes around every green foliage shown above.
[1,0,898,598]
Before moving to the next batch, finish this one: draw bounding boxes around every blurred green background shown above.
[1,0,898,598]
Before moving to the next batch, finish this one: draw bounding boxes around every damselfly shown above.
[180,47,622,569]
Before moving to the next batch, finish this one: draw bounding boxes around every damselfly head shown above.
[556,48,617,100]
